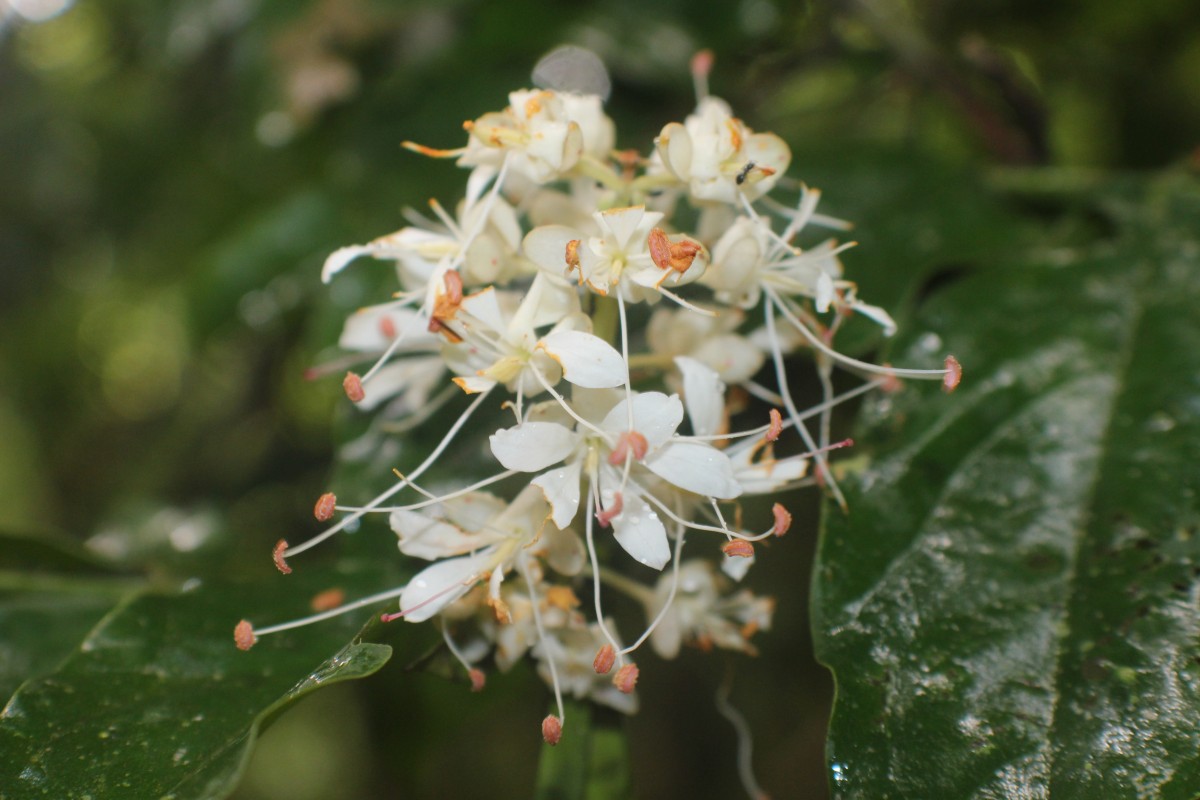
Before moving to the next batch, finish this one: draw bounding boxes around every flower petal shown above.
[532,459,584,529]
[490,422,578,472]
[674,356,724,437]
[538,330,626,389]
[600,391,682,449]
[321,245,374,284]
[391,508,497,560]
[655,122,692,181]
[399,550,494,623]
[644,441,742,499]
[523,225,581,276]
[610,492,671,569]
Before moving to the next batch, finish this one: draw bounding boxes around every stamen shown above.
[593,644,616,674]
[943,355,963,392]
[542,715,563,746]
[762,296,848,511]
[768,286,953,383]
[584,490,626,657]
[771,504,792,537]
[607,432,648,466]
[380,573,483,623]
[247,584,409,640]
[648,228,703,273]
[310,588,345,611]
[521,555,565,731]
[613,663,639,694]
[343,372,366,403]
[313,492,337,522]
[722,540,755,558]
[690,49,713,102]
[620,519,687,655]
[283,387,493,560]
[272,539,292,575]
[596,491,624,528]
[565,239,581,280]
[715,675,770,800]
[379,315,397,340]
[441,620,486,692]
[234,620,256,651]
[401,141,467,158]
[766,409,783,442]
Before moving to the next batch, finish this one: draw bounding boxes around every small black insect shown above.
[736,161,756,185]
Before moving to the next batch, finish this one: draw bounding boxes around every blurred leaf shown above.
[0,532,140,701]
[0,556,410,800]
[813,171,1200,797]
[534,700,630,800]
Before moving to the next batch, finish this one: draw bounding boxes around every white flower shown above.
[654,96,790,205]
[390,485,558,623]
[457,89,614,186]
[524,205,707,302]
[320,192,521,288]
[703,194,897,333]
[534,622,638,714]
[647,560,774,659]
[490,389,741,569]
[646,308,764,385]
[431,273,626,396]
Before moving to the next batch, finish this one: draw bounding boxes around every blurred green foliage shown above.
[1,0,1198,798]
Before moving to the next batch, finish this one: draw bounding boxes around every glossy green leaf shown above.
[0,561,406,800]
[813,172,1200,798]
[0,533,142,701]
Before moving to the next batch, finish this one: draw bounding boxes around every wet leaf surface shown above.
[0,558,404,800]
[813,172,1200,798]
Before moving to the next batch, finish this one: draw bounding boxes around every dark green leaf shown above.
[0,532,141,701]
[0,561,409,800]
[813,172,1200,798]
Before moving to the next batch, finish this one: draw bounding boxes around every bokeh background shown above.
[2,0,1198,797]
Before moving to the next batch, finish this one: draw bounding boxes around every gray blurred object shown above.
[532,45,611,100]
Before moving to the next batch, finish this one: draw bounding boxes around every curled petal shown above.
[645,441,742,499]
[490,422,578,472]
[399,550,494,623]
[610,493,670,570]
[538,330,626,389]
[533,459,584,529]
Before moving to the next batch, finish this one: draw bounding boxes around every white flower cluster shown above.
[235,54,960,748]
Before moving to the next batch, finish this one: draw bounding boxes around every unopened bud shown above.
[593,644,616,674]
[943,355,962,393]
[469,668,486,693]
[613,663,639,694]
[772,504,792,537]
[313,492,336,522]
[542,715,563,746]
[272,539,292,574]
[722,540,755,558]
[234,620,257,651]
[343,372,365,403]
